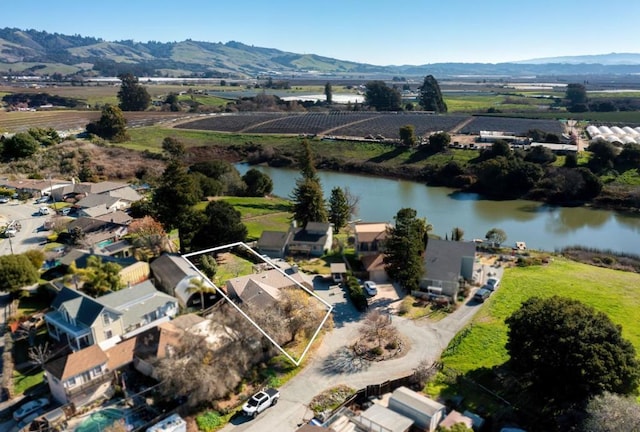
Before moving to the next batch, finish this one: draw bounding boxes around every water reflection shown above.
[235,164,640,254]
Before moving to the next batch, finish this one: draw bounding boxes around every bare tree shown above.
[28,342,52,368]
[582,391,640,432]
[358,310,398,349]
[343,186,360,220]
[154,303,268,408]
[409,358,439,390]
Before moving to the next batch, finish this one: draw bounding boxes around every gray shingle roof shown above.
[150,254,197,294]
[424,239,476,282]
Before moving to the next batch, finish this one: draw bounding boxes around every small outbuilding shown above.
[388,386,446,432]
[330,262,347,283]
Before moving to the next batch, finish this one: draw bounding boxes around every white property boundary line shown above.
[182,242,334,366]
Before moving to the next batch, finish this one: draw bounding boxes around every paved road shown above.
[221,282,491,432]
[0,200,53,256]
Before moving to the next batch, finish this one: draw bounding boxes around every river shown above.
[236,164,640,255]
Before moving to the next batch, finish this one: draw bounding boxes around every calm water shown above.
[236,164,640,255]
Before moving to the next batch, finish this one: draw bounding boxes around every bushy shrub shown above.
[196,411,224,432]
[345,275,367,311]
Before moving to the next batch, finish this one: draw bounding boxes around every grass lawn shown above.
[13,369,44,395]
[428,257,640,412]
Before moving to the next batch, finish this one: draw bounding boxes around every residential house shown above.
[75,194,124,218]
[420,239,476,300]
[388,386,446,432]
[45,282,178,351]
[150,253,217,308]
[287,222,333,257]
[44,334,139,407]
[58,249,149,287]
[361,253,388,283]
[66,217,129,249]
[226,268,312,309]
[354,222,390,256]
[53,181,141,205]
[355,403,414,432]
[257,230,292,259]
[0,178,72,198]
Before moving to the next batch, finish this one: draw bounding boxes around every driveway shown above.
[221,284,484,432]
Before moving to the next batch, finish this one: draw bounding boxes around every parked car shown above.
[0,196,9,203]
[19,312,46,331]
[38,206,50,216]
[473,288,492,303]
[35,195,50,204]
[13,398,50,421]
[58,207,72,216]
[242,388,280,418]
[486,277,501,290]
[16,409,45,432]
[363,281,378,296]
[4,227,17,237]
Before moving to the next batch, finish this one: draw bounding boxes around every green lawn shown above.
[13,369,44,395]
[429,258,640,409]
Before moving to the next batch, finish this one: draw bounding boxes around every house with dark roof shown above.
[75,194,123,218]
[150,253,217,308]
[257,230,292,258]
[288,222,333,257]
[58,249,149,287]
[45,281,178,351]
[66,217,129,248]
[420,239,476,299]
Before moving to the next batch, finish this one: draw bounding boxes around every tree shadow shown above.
[402,147,439,165]
[367,147,407,163]
[321,346,371,375]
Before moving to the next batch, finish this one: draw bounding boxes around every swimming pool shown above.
[75,408,126,432]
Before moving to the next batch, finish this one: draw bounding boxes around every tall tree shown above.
[565,83,588,112]
[291,139,327,227]
[0,254,39,295]
[506,296,639,404]
[117,73,151,111]
[242,168,273,197]
[153,159,200,231]
[418,75,447,113]
[365,81,402,111]
[428,132,451,152]
[2,132,40,159]
[85,104,129,142]
[191,200,247,250]
[324,82,333,105]
[451,227,464,241]
[328,187,350,233]
[291,177,327,228]
[383,208,427,292]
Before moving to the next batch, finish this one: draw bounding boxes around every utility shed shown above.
[388,386,445,432]
[356,404,413,432]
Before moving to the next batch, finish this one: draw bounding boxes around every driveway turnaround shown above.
[221,293,485,432]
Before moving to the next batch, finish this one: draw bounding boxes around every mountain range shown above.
[2,28,640,79]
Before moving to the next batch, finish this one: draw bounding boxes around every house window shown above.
[66,377,76,388]
[92,366,103,377]
[104,329,113,339]
[102,313,111,326]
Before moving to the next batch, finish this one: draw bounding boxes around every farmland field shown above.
[176,112,563,139]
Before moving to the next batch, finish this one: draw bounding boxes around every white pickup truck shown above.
[242,388,280,418]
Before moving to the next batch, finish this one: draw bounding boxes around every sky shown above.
[3,0,639,66]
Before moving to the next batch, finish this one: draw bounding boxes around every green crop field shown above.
[429,258,640,408]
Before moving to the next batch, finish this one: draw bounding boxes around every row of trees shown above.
[0,127,62,160]
[364,75,447,113]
